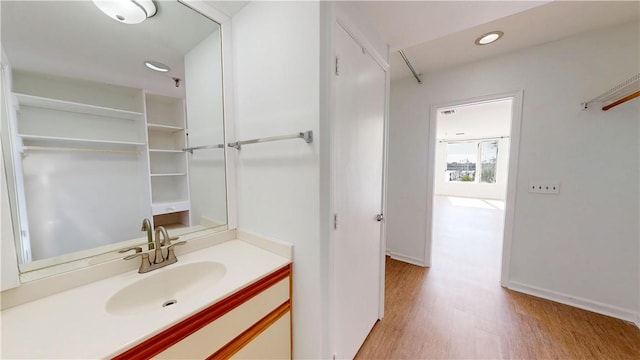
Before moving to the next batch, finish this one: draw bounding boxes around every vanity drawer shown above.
[151,201,190,215]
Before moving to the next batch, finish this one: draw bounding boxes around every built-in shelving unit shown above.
[14,92,147,148]
[145,93,191,230]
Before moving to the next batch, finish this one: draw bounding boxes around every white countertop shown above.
[0,240,291,359]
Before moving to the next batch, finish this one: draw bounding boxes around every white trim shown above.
[508,280,639,324]
[426,91,523,285]
[219,11,237,231]
[501,91,523,286]
[386,251,427,267]
[319,2,334,358]
[378,45,390,320]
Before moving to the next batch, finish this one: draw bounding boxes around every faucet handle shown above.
[166,241,187,262]
[166,235,180,246]
[119,246,142,254]
[123,252,152,274]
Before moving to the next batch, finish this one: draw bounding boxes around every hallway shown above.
[356,196,640,359]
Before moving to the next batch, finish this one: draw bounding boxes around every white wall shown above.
[387,21,639,320]
[231,2,322,358]
[333,2,389,64]
[434,138,510,200]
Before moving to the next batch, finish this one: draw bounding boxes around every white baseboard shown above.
[507,281,638,324]
[385,250,427,267]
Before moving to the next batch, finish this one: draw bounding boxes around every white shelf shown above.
[147,123,184,133]
[149,149,184,153]
[14,93,144,121]
[151,200,190,215]
[18,134,146,147]
[150,173,187,177]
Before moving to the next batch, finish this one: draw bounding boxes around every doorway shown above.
[428,95,520,285]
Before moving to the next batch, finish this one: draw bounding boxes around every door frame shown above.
[425,90,523,286]
[326,8,390,356]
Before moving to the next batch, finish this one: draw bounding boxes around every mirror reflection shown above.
[0,0,227,275]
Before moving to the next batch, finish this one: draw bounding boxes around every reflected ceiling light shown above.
[475,31,504,46]
[144,61,170,72]
[93,0,157,25]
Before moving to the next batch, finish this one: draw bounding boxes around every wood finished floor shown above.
[356,196,640,359]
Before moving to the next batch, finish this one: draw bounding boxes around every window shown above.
[480,140,498,183]
[446,140,498,184]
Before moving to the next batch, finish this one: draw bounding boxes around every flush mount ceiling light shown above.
[144,61,170,72]
[93,0,157,25]
[475,31,504,46]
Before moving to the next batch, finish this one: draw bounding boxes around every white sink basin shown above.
[106,261,227,316]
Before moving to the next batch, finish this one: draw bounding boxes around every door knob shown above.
[376,214,384,222]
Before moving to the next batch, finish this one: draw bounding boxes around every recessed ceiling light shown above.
[93,0,157,25]
[144,61,170,72]
[475,31,504,46]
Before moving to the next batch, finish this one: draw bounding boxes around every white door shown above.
[332,23,386,359]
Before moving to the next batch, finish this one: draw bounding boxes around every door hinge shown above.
[333,213,338,230]
[335,56,340,76]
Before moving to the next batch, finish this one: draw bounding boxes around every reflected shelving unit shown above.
[8,75,152,261]
[144,93,191,230]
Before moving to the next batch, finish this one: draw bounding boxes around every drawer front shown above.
[231,311,291,360]
[154,277,290,359]
[151,201,189,215]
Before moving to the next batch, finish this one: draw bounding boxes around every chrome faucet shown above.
[141,218,154,250]
[122,222,186,273]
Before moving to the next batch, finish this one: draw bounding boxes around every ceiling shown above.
[3,1,637,93]
[205,1,249,17]
[1,1,220,97]
[347,1,640,82]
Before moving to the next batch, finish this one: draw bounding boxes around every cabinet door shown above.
[231,311,291,360]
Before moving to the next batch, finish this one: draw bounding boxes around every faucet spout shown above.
[141,218,154,250]
[153,226,169,264]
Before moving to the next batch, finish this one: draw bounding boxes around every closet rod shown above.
[182,144,224,154]
[399,50,422,84]
[602,91,640,111]
[582,73,640,110]
[22,146,140,155]
[228,130,313,150]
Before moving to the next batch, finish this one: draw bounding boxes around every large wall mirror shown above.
[0,0,227,280]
